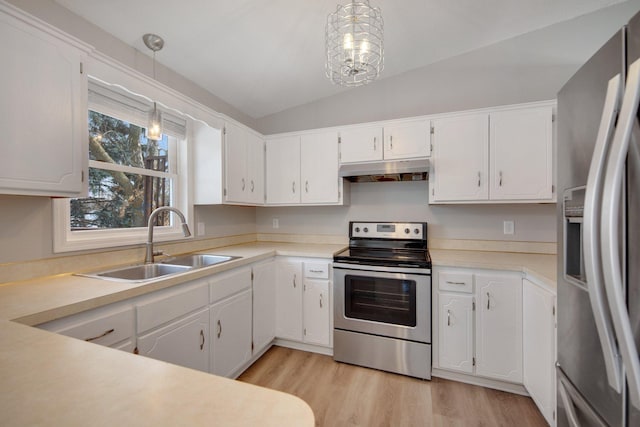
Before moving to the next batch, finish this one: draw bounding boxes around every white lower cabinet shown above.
[275,257,332,348]
[137,308,209,372]
[252,259,276,354]
[136,279,210,371]
[37,301,135,352]
[475,272,523,383]
[210,289,253,377]
[438,292,474,374]
[209,266,253,378]
[523,278,557,426]
[435,268,522,383]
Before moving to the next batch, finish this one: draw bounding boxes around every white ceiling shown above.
[54,0,626,119]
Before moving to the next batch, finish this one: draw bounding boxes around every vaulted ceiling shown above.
[54,0,629,119]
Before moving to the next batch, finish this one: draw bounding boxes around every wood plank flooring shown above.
[238,346,548,427]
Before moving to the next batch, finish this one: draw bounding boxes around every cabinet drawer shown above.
[38,305,134,348]
[210,266,252,303]
[137,281,209,333]
[439,270,473,293]
[304,262,330,279]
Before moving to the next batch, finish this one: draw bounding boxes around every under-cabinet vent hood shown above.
[339,158,429,182]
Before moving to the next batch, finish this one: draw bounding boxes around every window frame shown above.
[53,107,190,254]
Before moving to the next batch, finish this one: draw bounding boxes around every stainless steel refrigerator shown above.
[557,10,640,427]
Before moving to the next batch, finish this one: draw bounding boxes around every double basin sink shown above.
[79,254,240,283]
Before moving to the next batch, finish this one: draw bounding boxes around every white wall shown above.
[256,182,556,242]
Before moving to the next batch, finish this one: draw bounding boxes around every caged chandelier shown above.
[325,0,384,87]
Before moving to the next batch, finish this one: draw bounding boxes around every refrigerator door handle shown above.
[601,57,640,410]
[583,74,623,392]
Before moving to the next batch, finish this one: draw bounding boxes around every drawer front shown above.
[439,270,473,293]
[137,281,209,333]
[304,262,330,279]
[210,266,252,303]
[41,306,134,348]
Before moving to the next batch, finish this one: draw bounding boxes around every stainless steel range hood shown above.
[339,158,429,182]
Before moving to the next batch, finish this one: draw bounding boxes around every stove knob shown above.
[414,228,420,234]
[405,228,410,234]
[355,227,360,233]
[363,227,369,233]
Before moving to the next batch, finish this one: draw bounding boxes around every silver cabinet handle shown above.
[583,74,623,392]
[320,294,323,308]
[84,328,114,343]
[447,309,451,327]
[199,329,205,350]
[217,320,222,339]
[477,172,481,187]
[241,178,245,191]
[373,136,376,150]
[309,269,323,273]
[292,181,296,194]
[499,171,503,187]
[250,180,255,192]
[601,57,640,409]
[390,135,393,149]
[486,292,491,310]
[446,280,466,285]
[293,274,297,288]
[305,180,309,193]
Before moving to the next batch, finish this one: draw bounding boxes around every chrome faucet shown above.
[145,207,191,264]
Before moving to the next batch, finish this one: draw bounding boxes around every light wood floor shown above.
[238,346,547,427]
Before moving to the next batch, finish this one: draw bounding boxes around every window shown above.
[53,79,190,252]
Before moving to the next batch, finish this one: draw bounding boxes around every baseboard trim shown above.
[274,338,333,356]
[432,368,529,396]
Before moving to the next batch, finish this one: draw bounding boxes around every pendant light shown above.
[143,33,164,141]
[325,0,384,87]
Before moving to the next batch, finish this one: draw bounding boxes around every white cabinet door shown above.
[192,120,223,204]
[383,120,430,160]
[210,289,253,378]
[339,126,383,163]
[246,132,265,205]
[438,292,474,374]
[0,10,87,197]
[252,259,276,354]
[266,136,301,204]
[523,279,557,426]
[303,279,330,346]
[138,307,209,372]
[430,114,489,202]
[224,121,248,203]
[301,131,339,204]
[490,106,553,200]
[275,259,303,341]
[475,273,523,383]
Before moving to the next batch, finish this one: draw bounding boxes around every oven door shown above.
[333,263,431,343]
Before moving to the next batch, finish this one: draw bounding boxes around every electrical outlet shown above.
[197,222,205,236]
[503,220,514,235]
[272,218,279,229]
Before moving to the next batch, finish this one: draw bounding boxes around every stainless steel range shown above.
[333,221,432,379]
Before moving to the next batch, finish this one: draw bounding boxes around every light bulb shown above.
[360,39,369,54]
[343,32,354,51]
[147,103,163,141]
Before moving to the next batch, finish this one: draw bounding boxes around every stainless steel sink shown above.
[78,263,193,282]
[161,254,239,268]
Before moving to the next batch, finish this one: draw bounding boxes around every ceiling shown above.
[54,0,627,119]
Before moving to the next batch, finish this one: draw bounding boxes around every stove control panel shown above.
[350,222,425,240]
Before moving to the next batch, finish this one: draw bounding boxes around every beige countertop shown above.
[0,240,556,427]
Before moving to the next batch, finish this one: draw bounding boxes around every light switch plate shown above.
[197,222,205,236]
[272,218,279,229]
[503,220,514,235]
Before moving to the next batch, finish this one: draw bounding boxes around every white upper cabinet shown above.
[429,102,554,204]
[383,120,430,160]
[300,131,340,204]
[192,121,223,205]
[266,135,301,205]
[339,126,383,163]
[489,106,553,201]
[338,121,429,163]
[0,5,89,197]
[224,121,264,205]
[266,131,343,206]
[430,114,489,202]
